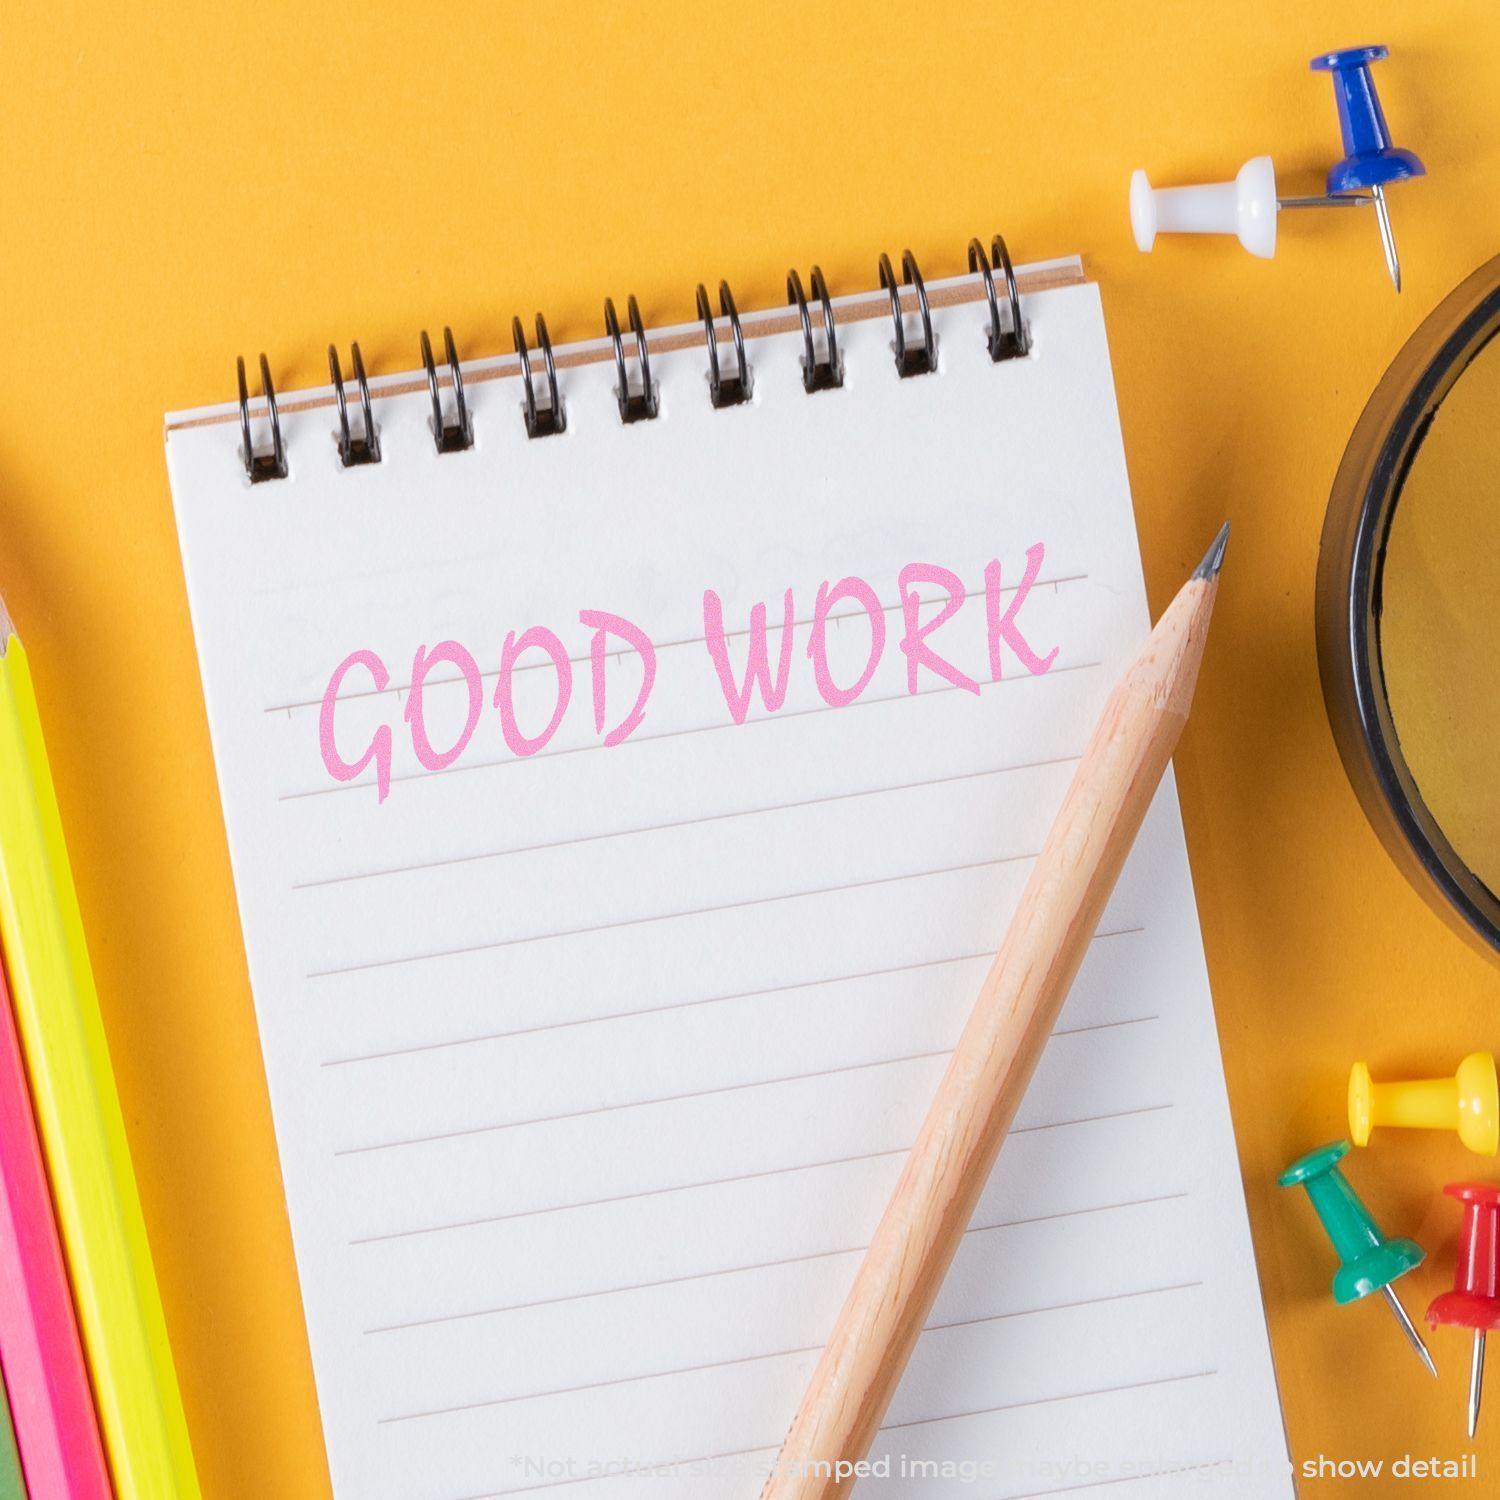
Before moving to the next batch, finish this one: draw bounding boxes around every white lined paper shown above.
[165,269,1290,1498]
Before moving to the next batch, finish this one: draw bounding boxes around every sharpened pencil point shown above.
[1192,522,1230,580]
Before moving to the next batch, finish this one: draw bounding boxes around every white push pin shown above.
[1130,155,1279,258]
[1130,154,1370,260]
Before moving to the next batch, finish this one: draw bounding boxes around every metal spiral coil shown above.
[328,343,381,466]
[232,232,1032,476]
[604,295,658,423]
[513,314,566,438]
[787,266,842,393]
[421,327,474,452]
[696,280,752,408]
[236,353,287,482]
[878,249,936,377]
[968,235,1029,361]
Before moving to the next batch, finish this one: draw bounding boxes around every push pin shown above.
[1130,156,1279,258]
[1279,1140,1436,1376]
[1131,43,1422,290]
[1427,1184,1500,1436]
[1311,45,1425,292]
[1349,1052,1499,1157]
[1130,155,1374,261]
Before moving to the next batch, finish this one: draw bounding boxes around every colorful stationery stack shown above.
[0,595,201,1496]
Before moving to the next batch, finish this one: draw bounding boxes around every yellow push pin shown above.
[1349,1053,1499,1156]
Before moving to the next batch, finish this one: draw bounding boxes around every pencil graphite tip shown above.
[1192,522,1230,581]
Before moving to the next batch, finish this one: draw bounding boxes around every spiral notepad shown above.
[164,243,1291,1499]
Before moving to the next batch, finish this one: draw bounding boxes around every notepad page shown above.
[165,268,1291,1500]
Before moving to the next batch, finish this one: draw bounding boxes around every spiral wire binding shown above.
[421,327,474,452]
[329,343,381,465]
[697,281,752,408]
[237,354,288,482]
[604,295,657,422]
[514,314,566,438]
[232,231,1034,479]
[878,249,936,377]
[787,267,842,392]
[967,235,1030,361]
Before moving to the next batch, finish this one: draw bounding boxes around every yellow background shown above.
[2,1,1498,1493]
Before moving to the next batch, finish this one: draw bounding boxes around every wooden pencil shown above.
[761,525,1229,1500]
[0,953,112,1499]
[0,591,201,1499]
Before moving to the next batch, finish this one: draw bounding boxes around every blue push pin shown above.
[1311,45,1425,292]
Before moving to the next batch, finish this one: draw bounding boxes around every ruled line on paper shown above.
[294,753,1086,891]
[882,1367,1221,1433]
[319,926,1146,1068]
[347,1105,1175,1245]
[377,1282,1204,1426]
[321,950,991,1065]
[334,1018,1162,1159]
[349,1144,910,1246]
[261,574,1090,715]
[1053,1014,1157,1039]
[363,1189,1190,1334]
[336,1046,953,1157]
[309,850,1042,981]
[277,658,1103,803]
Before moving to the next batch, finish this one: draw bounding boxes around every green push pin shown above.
[1279,1140,1437,1376]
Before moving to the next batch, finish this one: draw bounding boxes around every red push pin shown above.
[1427,1183,1500,1436]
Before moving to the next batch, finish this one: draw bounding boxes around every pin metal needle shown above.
[1371,185,1402,293]
[1382,1284,1439,1376]
[1275,193,1372,210]
[1471,1331,1486,1439]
